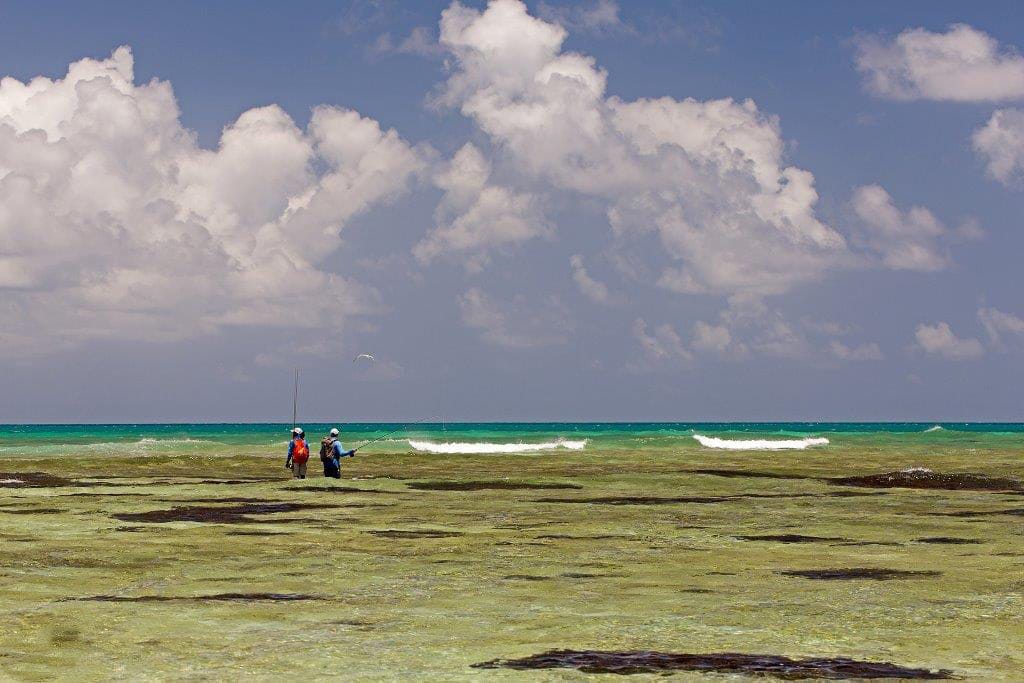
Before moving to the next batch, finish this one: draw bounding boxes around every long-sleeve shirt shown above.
[286,438,302,464]
[331,440,354,459]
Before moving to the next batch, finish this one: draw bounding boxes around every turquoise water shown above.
[2,422,1023,458]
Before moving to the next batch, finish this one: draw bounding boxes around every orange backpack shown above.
[292,438,310,464]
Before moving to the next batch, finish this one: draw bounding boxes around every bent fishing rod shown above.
[351,416,438,453]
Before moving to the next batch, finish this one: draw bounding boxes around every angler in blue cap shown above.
[319,427,355,479]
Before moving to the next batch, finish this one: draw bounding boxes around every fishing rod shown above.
[291,368,299,431]
[352,416,438,453]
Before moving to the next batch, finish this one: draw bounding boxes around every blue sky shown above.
[1,0,1022,422]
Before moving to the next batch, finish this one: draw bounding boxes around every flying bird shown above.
[353,353,375,363]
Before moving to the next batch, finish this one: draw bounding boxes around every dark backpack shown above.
[320,437,334,462]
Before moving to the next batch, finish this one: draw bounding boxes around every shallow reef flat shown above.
[0,445,1022,680]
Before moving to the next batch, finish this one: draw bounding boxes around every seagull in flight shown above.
[353,353,375,363]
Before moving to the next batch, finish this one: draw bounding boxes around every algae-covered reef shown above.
[0,446,1021,679]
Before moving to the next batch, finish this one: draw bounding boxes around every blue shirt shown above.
[331,440,349,458]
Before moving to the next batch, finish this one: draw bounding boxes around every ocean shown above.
[3,422,1024,458]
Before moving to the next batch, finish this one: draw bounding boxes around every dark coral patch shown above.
[937,508,1024,518]
[286,486,402,495]
[368,529,463,538]
[195,479,280,484]
[111,502,335,524]
[159,497,287,504]
[0,472,78,488]
[830,470,1022,492]
[63,492,150,497]
[684,468,810,480]
[560,572,619,579]
[915,537,983,544]
[832,541,903,547]
[74,593,319,602]
[472,649,952,678]
[535,534,631,540]
[825,491,888,497]
[735,534,845,543]
[780,568,941,581]
[536,496,730,505]
[406,481,581,491]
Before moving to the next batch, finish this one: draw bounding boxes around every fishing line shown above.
[352,416,438,453]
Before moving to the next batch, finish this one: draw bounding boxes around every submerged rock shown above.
[830,470,1022,492]
[780,568,941,581]
[472,649,953,678]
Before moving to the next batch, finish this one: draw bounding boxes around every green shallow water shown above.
[0,425,1022,680]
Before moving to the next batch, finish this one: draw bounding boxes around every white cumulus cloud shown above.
[856,24,1024,102]
[978,307,1024,347]
[459,287,572,348]
[851,184,950,271]
[830,340,883,361]
[537,0,626,36]
[914,322,983,360]
[690,321,742,357]
[569,254,622,305]
[631,318,691,365]
[435,0,849,298]
[0,47,425,355]
[973,108,1024,186]
[372,26,445,58]
[414,143,548,271]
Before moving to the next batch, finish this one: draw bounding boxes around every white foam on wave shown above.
[923,425,944,433]
[407,439,587,454]
[692,434,829,450]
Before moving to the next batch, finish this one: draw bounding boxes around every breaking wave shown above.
[407,439,587,454]
[923,425,944,433]
[692,434,829,450]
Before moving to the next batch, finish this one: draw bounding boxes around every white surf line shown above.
[692,434,829,450]
[407,439,587,454]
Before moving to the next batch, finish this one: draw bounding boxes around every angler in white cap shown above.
[320,427,355,479]
[285,427,310,479]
